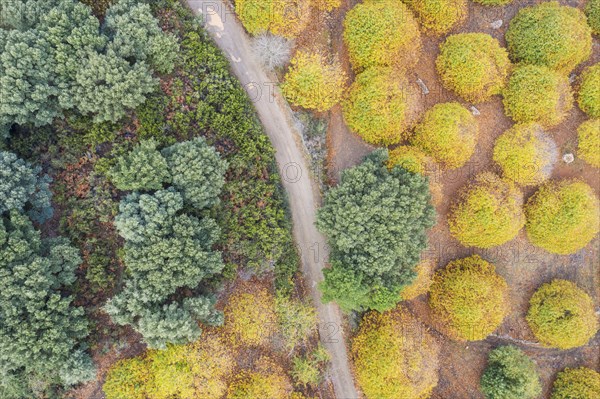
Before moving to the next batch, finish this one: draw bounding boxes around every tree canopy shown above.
[106,139,228,349]
[317,150,435,312]
[0,0,178,128]
[480,345,542,399]
[0,211,94,387]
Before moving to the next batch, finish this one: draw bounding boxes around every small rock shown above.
[490,19,503,29]
[563,153,575,164]
[416,78,429,95]
[470,106,481,116]
[569,73,577,83]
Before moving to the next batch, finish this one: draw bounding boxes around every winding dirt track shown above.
[185,1,360,398]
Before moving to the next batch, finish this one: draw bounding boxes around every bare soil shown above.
[297,0,600,397]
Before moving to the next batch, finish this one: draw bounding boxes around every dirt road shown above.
[185,1,360,398]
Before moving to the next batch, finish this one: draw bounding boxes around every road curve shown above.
[185,1,360,398]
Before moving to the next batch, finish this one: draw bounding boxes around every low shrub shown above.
[436,33,511,103]
[480,345,541,399]
[275,295,317,351]
[429,255,509,341]
[551,367,600,399]
[506,1,592,73]
[343,68,420,145]
[352,308,440,399]
[493,123,558,186]
[410,102,478,169]
[103,357,149,399]
[343,0,421,70]
[448,173,524,248]
[578,119,600,167]
[103,333,234,399]
[503,64,573,127]
[577,63,600,117]
[312,0,341,11]
[281,51,346,112]
[234,0,311,38]
[526,280,599,349]
[525,179,600,254]
[587,0,600,35]
[223,288,278,347]
[252,33,291,71]
[226,357,291,399]
[406,0,467,35]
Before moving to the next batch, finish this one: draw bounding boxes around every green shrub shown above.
[343,67,420,145]
[429,255,509,341]
[352,308,440,399]
[234,0,310,38]
[317,150,435,312]
[577,63,600,117]
[587,0,600,35]
[281,51,346,112]
[343,0,421,70]
[436,33,511,103]
[527,280,599,349]
[480,345,541,399]
[410,102,478,169]
[525,179,600,254]
[493,123,558,186]
[275,295,317,351]
[103,357,149,399]
[405,0,467,35]
[578,119,600,167]
[448,173,525,248]
[109,139,171,191]
[503,64,573,127]
[551,367,600,399]
[506,1,592,73]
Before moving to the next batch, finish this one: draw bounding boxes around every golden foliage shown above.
[408,0,467,35]
[103,333,234,399]
[429,255,509,341]
[226,357,291,399]
[551,367,600,399]
[527,280,599,349]
[400,260,434,300]
[493,123,557,186]
[502,64,573,127]
[224,287,278,347]
[343,0,421,71]
[578,119,600,167]
[410,102,478,169]
[311,0,341,11]
[352,307,440,399]
[448,173,525,248]
[525,179,600,254]
[436,33,511,103]
[343,67,420,145]
[235,0,311,38]
[282,51,347,112]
